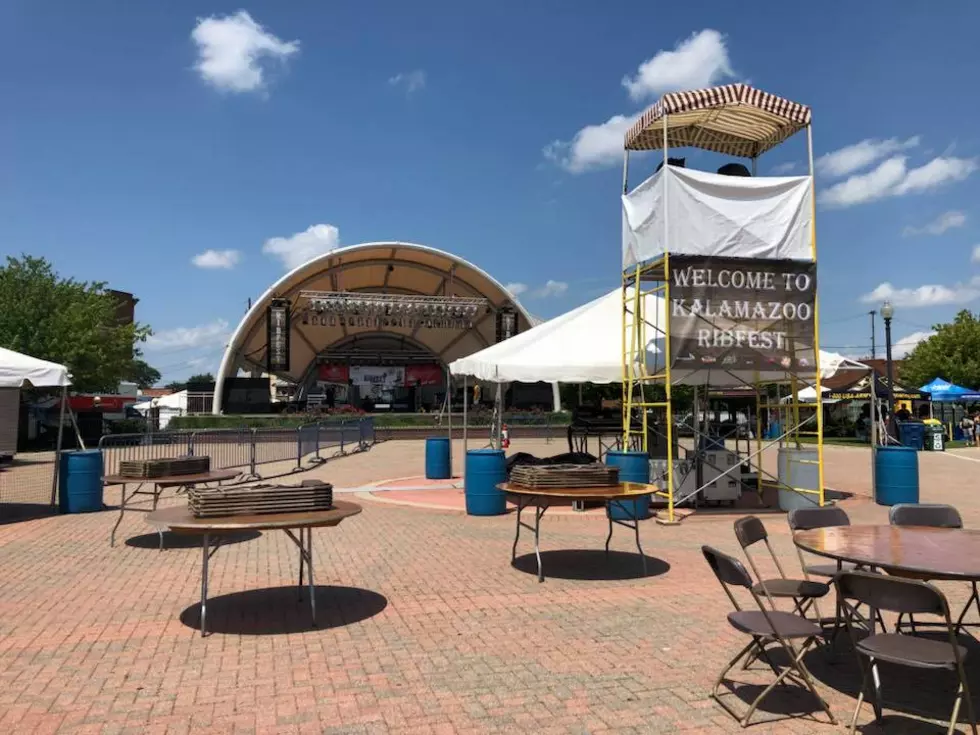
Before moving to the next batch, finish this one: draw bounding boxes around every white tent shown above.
[450,288,861,386]
[133,390,188,430]
[0,347,71,388]
[0,347,72,508]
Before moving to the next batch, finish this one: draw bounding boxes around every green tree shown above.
[187,372,215,385]
[125,359,161,388]
[899,310,980,389]
[0,255,151,392]
[165,381,186,392]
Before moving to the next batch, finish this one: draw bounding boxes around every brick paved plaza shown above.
[2,438,980,734]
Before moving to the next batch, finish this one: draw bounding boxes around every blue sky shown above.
[3,2,979,381]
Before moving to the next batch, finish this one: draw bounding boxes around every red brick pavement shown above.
[1,439,979,733]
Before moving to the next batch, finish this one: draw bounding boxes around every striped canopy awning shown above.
[625,83,811,157]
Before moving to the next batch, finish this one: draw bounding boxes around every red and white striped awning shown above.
[625,83,811,157]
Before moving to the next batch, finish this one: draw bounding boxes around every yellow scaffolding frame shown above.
[620,97,824,523]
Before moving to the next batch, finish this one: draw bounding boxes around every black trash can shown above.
[924,424,945,452]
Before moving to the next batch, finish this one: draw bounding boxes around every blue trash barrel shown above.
[464,449,507,516]
[875,446,919,506]
[605,451,651,520]
[58,449,104,514]
[766,421,782,440]
[424,436,451,480]
[898,422,925,450]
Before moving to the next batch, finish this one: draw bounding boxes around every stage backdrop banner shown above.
[405,364,443,386]
[669,255,817,372]
[317,363,349,383]
[349,366,405,389]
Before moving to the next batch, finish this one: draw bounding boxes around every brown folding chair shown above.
[734,516,830,620]
[788,507,884,640]
[836,571,977,734]
[889,503,979,634]
[702,545,837,727]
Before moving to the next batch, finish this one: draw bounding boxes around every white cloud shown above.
[262,224,340,271]
[545,29,736,174]
[191,249,241,269]
[388,70,426,94]
[504,282,528,297]
[892,330,935,359]
[621,29,734,101]
[543,113,639,173]
[533,280,569,298]
[770,162,799,175]
[816,136,920,178]
[973,244,980,263]
[860,280,980,308]
[146,319,231,351]
[191,11,299,93]
[820,155,977,208]
[902,211,966,237]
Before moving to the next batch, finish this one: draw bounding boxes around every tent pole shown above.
[446,367,452,477]
[462,374,468,460]
[49,385,68,509]
[869,367,877,501]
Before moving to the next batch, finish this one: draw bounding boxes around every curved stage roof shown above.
[214,242,533,413]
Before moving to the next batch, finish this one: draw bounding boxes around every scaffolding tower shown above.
[620,84,824,523]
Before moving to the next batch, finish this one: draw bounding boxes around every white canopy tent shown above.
[0,347,73,509]
[450,288,861,387]
[0,347,71,389]
[133,390,188,430]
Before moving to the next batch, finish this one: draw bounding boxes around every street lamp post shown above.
[881,300,896,438]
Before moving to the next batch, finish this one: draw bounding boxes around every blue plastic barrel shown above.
[464,449,507,516]
[424,436,451,480]
[766,421,782,440]
[874,446,919,506]
[58,449,105,513]
[898,422,925,451]
[605,450,651,520]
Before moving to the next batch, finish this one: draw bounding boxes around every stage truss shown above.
[620,84,826,524]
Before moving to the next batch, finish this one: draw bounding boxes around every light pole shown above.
[881,300,895,437]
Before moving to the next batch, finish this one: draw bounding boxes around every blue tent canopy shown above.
[920,377,980,402]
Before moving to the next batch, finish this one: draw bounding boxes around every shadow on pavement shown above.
[125,530,261,549]
[511,549,670,581]
[801,631,980,733]
[179,585,388,635]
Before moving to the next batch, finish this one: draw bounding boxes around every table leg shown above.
[110,483,128,547]
[511,496,528,561]
[605,500,648,577]
[200,533,210,637]
[298,529,305,601]
[533,504,546,583]
[306,528,316,627]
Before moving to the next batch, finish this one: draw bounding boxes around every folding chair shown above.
[889,503,979,634]
[734,516,830,620]
[836,571,977,735]
[702,545,837,727]
[788,507,884,640]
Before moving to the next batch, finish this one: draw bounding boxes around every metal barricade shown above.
[188,428,253,471]
[98,432,194,477]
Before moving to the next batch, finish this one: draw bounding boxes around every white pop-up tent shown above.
[133,390,188,430]
[0,347,72,508]
[450,288,860,387]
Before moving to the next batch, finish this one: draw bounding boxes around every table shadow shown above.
[179,585,388,635]
[124,530,261,549]
[511,549,670,581]
[799,631,980,731]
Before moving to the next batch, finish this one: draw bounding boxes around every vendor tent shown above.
[920,377,980,402]
[450,288,862,386]
[133,390,188,430]
[0,347,71,389]
[827,373,928,402]
[0,347,72,511]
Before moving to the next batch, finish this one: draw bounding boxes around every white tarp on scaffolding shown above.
[622,165,814,269]
[450,289,859,386]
